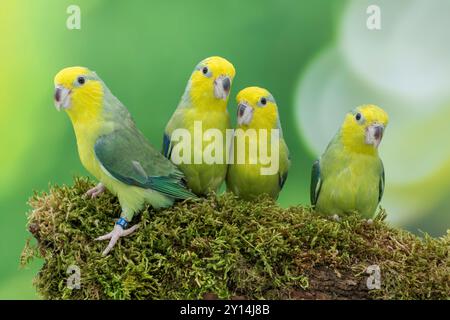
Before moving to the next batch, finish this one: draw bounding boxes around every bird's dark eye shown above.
[260,97,267,106]
[355,113,362,121]
[77,76,86,85]
[202,67,208,75]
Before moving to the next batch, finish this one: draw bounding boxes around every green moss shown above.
[22,177,450,300]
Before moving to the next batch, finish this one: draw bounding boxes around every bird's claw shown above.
[95,223,139,256]
[85,183,105,198]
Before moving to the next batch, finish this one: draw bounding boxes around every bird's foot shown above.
[85,183,105,198]
[95,219,139,256]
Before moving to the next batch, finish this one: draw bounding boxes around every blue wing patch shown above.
[378,162,385,204]
[310,159,322,206]
[162,132,172,159]
[279,171,288,190]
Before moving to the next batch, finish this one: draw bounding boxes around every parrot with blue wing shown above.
[54,66,196,255]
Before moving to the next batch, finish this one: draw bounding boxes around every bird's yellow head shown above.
[187,56,235,109]
[236,87,279,130]
[341,104,389,154]
[53,66,104,123]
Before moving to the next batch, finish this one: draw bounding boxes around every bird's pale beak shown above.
[237,102,254,126]
[54,85,71,111]
[365,123,385,148]
[213,75,231,100]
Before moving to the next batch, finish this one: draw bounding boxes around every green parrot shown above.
[226,87,290,200]
[311,104,389,218]
[163,56,236,196]
[54,66,196,255]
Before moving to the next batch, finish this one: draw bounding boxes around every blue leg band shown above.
[116,217,128,229]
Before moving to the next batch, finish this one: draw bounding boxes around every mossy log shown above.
[21,177,450,300]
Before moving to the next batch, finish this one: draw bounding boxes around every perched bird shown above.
[226,87,290,200]
[310,104,389,218]
[54,66,196,255]
[163,56,235,196]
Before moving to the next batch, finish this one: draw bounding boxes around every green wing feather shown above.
[310,159,322,205]
[94,126,196,200]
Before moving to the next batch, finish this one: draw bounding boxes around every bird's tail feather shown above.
[148,176,198,200]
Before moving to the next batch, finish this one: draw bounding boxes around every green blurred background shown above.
[1,0,449,299]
